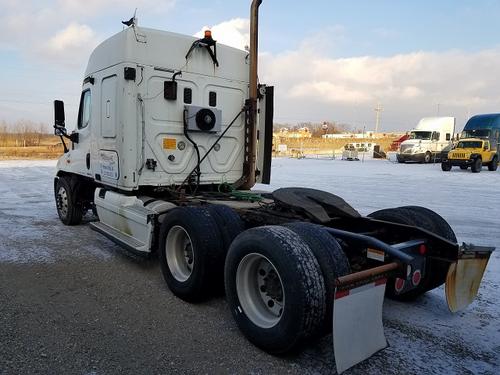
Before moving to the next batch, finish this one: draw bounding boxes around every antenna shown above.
[374,103,383,134]
[122,8,138,27]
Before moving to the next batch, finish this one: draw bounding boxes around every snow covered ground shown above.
[0,158,499,374]
[260,157,500,374]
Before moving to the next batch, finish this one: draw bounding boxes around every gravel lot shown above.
[1,159,499,374]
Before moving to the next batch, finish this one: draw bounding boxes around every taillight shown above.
[412,270,422,286]
[394,278,405,293]
[419,244,427,255]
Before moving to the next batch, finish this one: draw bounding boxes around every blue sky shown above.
[2,0,500,131]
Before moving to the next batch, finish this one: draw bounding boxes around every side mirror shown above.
[54,100,66,135]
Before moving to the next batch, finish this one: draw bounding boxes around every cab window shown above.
[78,90,91,129]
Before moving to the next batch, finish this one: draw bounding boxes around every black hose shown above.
[183,109,201,191]
[172,71,182,82]
[178,107,245,192]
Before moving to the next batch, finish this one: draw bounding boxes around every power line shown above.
[374,103,383,133]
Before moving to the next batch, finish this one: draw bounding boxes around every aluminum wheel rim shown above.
[236,253,285,329]
[56,186,68,218]
[166,225,194,282]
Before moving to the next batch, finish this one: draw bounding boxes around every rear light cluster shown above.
[394,269,422,293]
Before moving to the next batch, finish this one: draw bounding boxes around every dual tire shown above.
[158,207,350,353]
[158,205,244,302]
[368,205,456,300]
[225,224,350,353]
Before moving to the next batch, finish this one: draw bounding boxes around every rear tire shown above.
[285,222,350,334]
[54,175,83,225]
[368,206,456,300]
[471,158,482,173]
[398,206,456,292]
[225,226,326,354]
[158,206,224,302]
[488,155,498,171]
[207,204,245,252]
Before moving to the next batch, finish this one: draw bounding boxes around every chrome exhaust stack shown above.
[240,0,262,189]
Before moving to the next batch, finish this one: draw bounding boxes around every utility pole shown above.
[374,103,383,134]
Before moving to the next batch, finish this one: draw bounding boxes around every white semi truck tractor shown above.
[397,117,456,163]
[52,1,494,372]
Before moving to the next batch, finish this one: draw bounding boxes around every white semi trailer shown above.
[52,1,493,373]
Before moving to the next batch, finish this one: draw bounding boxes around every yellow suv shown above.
[441,138,498,173]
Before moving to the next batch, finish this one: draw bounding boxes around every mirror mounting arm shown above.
[53,125,79,153]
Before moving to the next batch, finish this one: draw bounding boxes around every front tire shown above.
[441,162,451,171]
[54,175,83,225]
[225,226,326,354]
[471,158,482,173]
[424,152,432,163]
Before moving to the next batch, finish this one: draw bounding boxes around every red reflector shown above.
[412,270,422,286]
[394,278,405,293]
[335,290,350,299]
[419,244,427,255]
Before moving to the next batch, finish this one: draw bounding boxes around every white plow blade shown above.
[333,280,388,374]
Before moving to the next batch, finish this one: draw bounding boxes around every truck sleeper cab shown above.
[51,2,494,373]
[461,113,500,152]
[397,117,455,163]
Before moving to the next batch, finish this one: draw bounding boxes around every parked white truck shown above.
[397,117,455,163]
[52,2,493,373]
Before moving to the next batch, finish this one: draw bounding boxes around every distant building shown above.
[274,127,312,139]
[322,131,402,139]
[322,131,375,139]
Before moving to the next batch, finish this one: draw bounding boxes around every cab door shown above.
[72,87,93,177]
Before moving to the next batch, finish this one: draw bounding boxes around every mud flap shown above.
[445,245,494,312]
[333,279,388,374]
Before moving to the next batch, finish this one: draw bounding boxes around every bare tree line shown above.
[274,121,352,137]
[0,120,53,147]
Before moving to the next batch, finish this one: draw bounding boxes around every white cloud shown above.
[46,23,96,52]
[259,39,500,129]
[39,23,100,68]
[194,18,250,50]
[0,0,176,63]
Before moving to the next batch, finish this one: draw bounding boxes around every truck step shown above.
[90,221,149,254]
